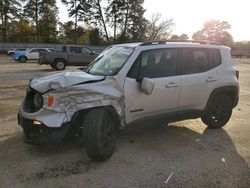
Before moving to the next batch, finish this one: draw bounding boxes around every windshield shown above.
[85,46,134,76]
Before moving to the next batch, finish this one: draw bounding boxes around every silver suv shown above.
[18,40,239,161]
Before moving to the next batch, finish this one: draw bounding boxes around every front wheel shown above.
[19,56,27,63]
[83,109,117,161]
[202,95,233,129]
[53,59,66,71]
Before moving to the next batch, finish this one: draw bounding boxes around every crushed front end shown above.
[18,86,70,144]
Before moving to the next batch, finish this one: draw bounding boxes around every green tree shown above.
[58,21,76,43]
[58,21,87,44]
[192,20,233,45]
[105,0,124,43]
[23,0,42,42]
[125,0,146,42]
[0,0,21,42]
[89,28,103,45]
[39,0,58,42]
[88,0,110,44]
[8,20,36,42]
[61,0,90,44]
[23,0,58,43]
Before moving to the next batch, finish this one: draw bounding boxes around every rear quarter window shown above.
[180,48,221,75]
[210,49,221,68]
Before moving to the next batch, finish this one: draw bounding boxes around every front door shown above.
[28,49,39,60]
[124,48,181,124]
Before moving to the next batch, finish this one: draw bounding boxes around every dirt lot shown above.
[0,56,249,188]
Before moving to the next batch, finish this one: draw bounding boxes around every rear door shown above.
[124,48,181,123]
[178,48,221,112]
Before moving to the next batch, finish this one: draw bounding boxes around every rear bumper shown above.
[18,114,70,144]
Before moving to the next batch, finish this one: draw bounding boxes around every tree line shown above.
[0,0,173,44]
[0,0,249,49]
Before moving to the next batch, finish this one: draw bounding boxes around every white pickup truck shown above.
[14,48,53,63]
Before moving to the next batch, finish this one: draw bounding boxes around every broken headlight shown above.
[23,88,43,113]
[33,93,43,109]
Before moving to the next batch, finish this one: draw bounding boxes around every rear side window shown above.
[210,49,221,68]
[82,47,92,54]
[180,48,221,75]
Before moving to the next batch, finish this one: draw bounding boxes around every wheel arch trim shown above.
[204,85,239,113]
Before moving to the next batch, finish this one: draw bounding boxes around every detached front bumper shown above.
[18,114,70,144]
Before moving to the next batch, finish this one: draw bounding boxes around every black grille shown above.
[23,87,43,113]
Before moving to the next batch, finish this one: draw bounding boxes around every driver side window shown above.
[82,47,92,54]
[127,48,177,79]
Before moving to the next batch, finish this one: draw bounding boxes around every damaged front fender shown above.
[42,77,126,128]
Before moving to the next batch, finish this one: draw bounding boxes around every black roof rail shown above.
[139,40,222,46]
[139,41,166,46]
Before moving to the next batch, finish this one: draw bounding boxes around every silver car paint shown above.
[21,70,126,128]
[30,70,104,93]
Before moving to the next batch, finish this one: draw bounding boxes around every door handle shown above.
[206,77,217,83]
[165,82,179,88]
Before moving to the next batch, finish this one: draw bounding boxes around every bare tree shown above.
[146,13,174,41]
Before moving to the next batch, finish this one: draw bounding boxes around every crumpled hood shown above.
[30,70,105,93]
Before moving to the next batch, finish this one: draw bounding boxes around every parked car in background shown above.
[14,48,53,63]
[48,48,55,52]
[7,48,26,56]
[38,45,99,70]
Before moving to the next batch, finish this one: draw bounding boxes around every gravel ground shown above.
[0,56,249,188]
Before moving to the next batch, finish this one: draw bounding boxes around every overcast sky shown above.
[57,0,250,41]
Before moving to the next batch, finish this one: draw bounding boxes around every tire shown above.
[19,56,27,63]
[53,59,66,71]
[83,108,117,161]
[201,94,233,129]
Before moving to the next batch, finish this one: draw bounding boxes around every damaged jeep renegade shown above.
[18,41,239,161]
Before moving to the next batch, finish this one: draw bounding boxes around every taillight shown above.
[236,70,239,80]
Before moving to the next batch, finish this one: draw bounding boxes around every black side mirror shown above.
[90,52,96,55]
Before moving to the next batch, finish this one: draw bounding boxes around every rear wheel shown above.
[19,56,27,63]
[53,59,66,71]
[83,108,117,161]
[202,94,233,129]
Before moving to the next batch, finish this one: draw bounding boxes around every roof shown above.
[114,40,229,49]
